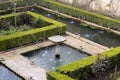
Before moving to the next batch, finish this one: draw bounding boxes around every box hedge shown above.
[47,71,75,80]
[0,11,66,51]
[57,47,120,80]
[1,0,120,30]
[0,0,36,10]
[41,0,120,30]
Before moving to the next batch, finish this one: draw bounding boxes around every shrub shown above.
[18,13,33,25]
[47,71,75,80]
[7,26,16,34]
[57,47,120,80]
[42,0,120,30]
[32,17,46,28]
[18,24,32,31]
[57,56,96,80]
[0,0,38,10]
[0,11,66,51]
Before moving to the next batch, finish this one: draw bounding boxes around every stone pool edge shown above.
[0,32,109,80]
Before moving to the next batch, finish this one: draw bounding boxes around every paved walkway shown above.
[0,33,109,79]
[0,52,47,80]
[64,32,109,55]
[0,41,54,80]
[14,40,54,55]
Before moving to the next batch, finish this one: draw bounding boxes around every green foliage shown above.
[0,30,8,35]
[0,11,54,36]
[0,24,66,50]
[33,17,46,28]
[100,47,120,70]
[0,11,67,51]
[57,56,96,80]
[47,71,75,80]
[80,22,88,27]
[91,54,108,77]
[18,13,33,25]
[0,25,31,35]
[17,24,31,32]
[7,26,16,34]
[89,25,97,29]
[0,26,16,35]
[56,47,120,80]
[42,0,120,30]
[0,0,38,10]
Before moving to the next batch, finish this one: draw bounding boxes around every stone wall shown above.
[57,0,120,18]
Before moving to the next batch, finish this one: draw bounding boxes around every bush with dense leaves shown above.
[57,47,120,80]
[0,11,66,51]
[41,0,120,31]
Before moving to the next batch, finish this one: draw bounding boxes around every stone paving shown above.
[64,32,109,55]
[0,32,109,80]
[0,52,47,80]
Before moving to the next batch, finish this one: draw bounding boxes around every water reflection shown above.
[91,33,102,44]
[0,64,20,80]
[84,34,91,38]
[70,21,74,24]
[31,8,120,47]
[47,14,51,17]
[23,44,88,71]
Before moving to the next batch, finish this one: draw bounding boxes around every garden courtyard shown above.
[0,0,120,80]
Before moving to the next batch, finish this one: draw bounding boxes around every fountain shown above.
[90,33,102,44]
[55,44,60,58]
[47,14,51,17]
[31,8,34,11]
[22,35,88,71]
[84,34,91,38]
[22,44,88,71]
[70,20,74,24]
[48,35,66,59]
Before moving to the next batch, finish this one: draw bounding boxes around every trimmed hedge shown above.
[57,56,96,80]
[47,71,75,80]
[0,11,66,51]
[1,0,120,30]
[41,0,120,30]
[57,47,120,80]
[117,78,120,80]
[0,0,36,10]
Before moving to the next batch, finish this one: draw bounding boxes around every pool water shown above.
[0,64,21,80]
[22,44,88,71]
[30,7,120,48]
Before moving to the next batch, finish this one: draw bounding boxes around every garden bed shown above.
[0,11,66,51]
[0,12,52,35]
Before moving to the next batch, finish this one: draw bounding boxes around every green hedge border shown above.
[0,11,66,51]
[41,0,120,30]
[56,47,120,80]
[0,0,36,10]
[47,71,75,80]
[1,0,120,30]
